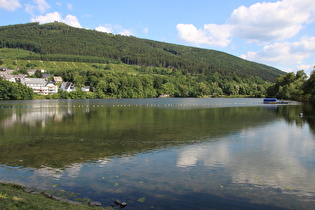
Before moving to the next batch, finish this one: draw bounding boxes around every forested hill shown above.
[0,22,285,82]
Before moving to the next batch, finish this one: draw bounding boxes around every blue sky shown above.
[1,0,315,75]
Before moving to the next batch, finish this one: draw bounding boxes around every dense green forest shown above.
[266,70,315,103]
[0,78,34,100]
[0,22,284,81]
[3,22,315,101]
[0,50,271,99]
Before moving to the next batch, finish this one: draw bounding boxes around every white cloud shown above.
[291,36,315,54]
[0,0,21,11]
[229,0,315,42]
[95,24,134,36]
[31,11,61,23]
[35,0,50,13]
[118,27,133,36]
[63,14,81,28]
[25,0,50,15]
[95,25,113,33]
[176,23,231,47]
[31,11,82,28]
[241,36,315,65]
[241,36,315,73]
[298,65,313,75]
[176,0,315,47]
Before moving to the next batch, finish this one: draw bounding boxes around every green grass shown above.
[0,48,139,74]
[1,58,138,74]
[0,48,38,59]
[0,183,110,210]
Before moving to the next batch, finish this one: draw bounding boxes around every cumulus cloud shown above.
[241,36,315,66]
[176,0,315,47]
[0,0,21,11]
[298,65,313,74]
[95,24,134,36]
[31,11,82,28]
[229,0,315,42]
[25,0,50,15]
[176,23,231,47]
[31,11,61,23]
[63,14,81,28]
[118,27,133,36]
[95,25,113,33]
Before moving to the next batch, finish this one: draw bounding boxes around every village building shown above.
[41,73,51,80]
[27,69,37,76]
[60,82,76,92]
[26,69,47,76]
[158,94,171,98]
[46,81,58,95]
[0,70,25,82]
[21,78,58,95]
[53,76,63,84]
[81,86,90,92]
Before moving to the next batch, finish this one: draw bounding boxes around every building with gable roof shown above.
[60,82,76,92]
[22,78,58,95]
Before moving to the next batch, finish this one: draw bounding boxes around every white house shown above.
[22,78,58,95]
[81,86,90,92]
[60,82,76,92]
[46,81,59,95]
[53,76,63,84]
[27,69,37,76]
[0,70,25,82]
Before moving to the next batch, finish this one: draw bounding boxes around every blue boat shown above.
[263,98,288,104]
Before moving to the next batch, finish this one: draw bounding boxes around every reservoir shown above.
[0,98,314,209]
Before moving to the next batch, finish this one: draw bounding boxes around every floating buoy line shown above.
[0,102,259,109]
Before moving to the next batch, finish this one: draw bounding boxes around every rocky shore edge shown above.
[0,182,106,209]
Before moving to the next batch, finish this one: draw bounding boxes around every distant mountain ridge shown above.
[0,22,285,82]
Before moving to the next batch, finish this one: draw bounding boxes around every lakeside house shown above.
[27,69,37,76]
[53,76,63,84]
[81,86,90,92]
[27,69,47,76]
[42,73,51,80]
[0,69,26,82]
[158,94,171,98]
[60,82,76,92]
[21,78,58,95]
[1,68,86,95]
[0,69,14,78]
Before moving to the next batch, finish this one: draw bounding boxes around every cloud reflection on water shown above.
[176,120,315,197]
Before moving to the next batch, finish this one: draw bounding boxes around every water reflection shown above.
[176,122,315,198]
[0,99,314,209]
[0,108,73,129]
[177,140,230,168]
[0,103,278,169]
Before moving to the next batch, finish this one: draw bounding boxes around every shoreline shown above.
[0,182,107,209]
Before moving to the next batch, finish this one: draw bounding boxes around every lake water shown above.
[0,98,315,209]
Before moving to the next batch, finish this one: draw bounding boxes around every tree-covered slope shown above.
[0,22,285,82]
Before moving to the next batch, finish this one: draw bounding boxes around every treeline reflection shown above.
[0,102,313,169]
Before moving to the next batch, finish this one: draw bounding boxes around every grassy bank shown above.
[0,183,108,210]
